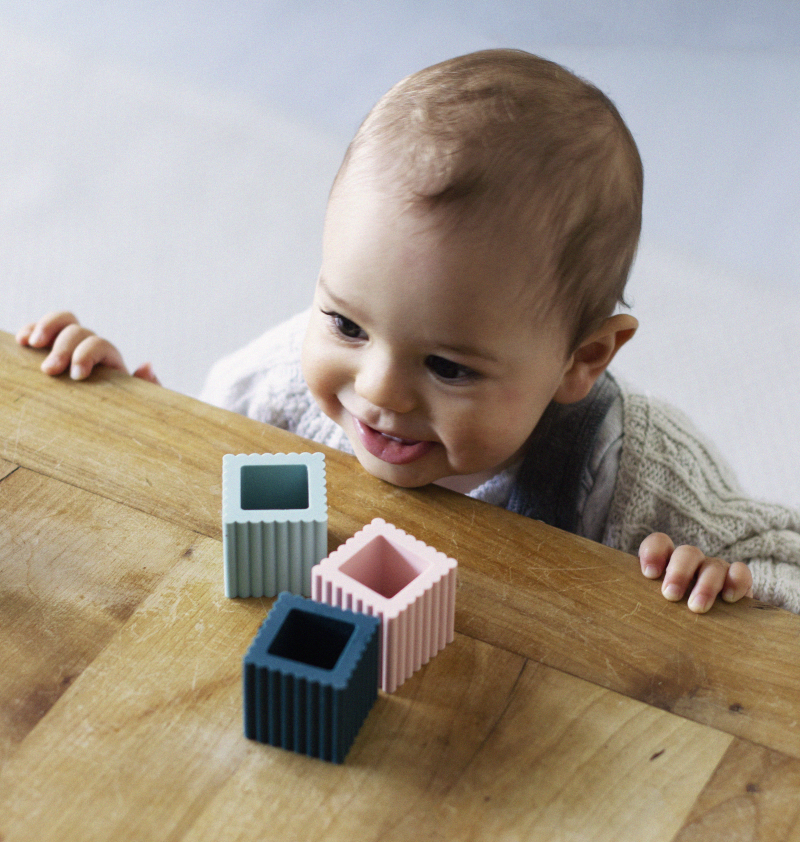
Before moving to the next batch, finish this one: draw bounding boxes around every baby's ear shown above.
[553,314,637,404]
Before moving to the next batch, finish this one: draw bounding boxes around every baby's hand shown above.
[638,533,753,613]
[16,311,158,383]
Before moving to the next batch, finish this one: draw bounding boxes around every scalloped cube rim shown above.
[311,518,457,693]
[223,452,327,520]
[222,453,328,598]
[243,593,380,763]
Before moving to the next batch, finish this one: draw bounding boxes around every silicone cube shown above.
[223,453,327,598]
[243,592,380,763]
[311,518,457,693]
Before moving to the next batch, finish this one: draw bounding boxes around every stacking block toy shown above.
[223,453,327,598]
[311,518,457,693]
[243,592,380,763]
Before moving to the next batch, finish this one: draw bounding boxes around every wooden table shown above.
[1,330,800,842]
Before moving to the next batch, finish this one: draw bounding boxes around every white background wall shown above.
[2,1,799,507]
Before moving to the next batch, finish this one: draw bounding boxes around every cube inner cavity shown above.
[268,607,354,671]
[339,534,432,599]
[240,463,309,511]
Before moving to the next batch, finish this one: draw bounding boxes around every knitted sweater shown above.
[201,310,800,612]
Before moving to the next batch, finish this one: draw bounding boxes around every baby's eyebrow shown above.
[316,276,344,306]
[435,343,499,364]
[316,276,370,326]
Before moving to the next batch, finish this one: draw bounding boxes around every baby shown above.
[18,49,800,613]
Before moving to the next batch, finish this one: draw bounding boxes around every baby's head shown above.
[302,49,642,489]
[334,48,642,351]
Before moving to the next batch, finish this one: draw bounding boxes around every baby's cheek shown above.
[305,369,338,417]
[301,338,331,397]
[485,416,538,462]
[302,352,349,426]
[302,356,324,400]
[447,419,517,471]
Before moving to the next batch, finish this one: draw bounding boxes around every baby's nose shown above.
[354,352,417,415]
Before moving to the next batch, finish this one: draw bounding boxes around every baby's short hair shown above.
[337,49,643,350]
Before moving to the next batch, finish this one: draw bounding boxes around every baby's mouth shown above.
[352,418,436,465]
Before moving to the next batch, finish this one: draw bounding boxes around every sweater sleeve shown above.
[199,309,353,453]
[604,387,800,613]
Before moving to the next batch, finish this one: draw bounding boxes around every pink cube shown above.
[311,518,457,692]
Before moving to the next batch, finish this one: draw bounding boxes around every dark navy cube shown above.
[243,592,380,763]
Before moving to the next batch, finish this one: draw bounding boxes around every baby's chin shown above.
[356,458,443,488]
[348,448,450,489]
[352,450,497,494]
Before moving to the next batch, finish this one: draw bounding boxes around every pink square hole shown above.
[311,518,457,692]
[338,535,432,600]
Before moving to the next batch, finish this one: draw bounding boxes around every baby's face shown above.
[301,171,574,489]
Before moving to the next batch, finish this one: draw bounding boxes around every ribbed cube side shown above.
[311,519,458,693]
[383,568,456,692]
[224,518,327,598]
[243,593,380,763]
[222,453,328,598]
[316,562,456,692]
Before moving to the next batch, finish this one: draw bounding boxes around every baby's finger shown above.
[638,532,674,579]
[685,556,729,613]
[133,362,160,385]
[69,336,129,380]
[660,544,706,602]
[639,532,675,579]
[41,323,96,375]
[722,561,754,603]
[15,322,38,345]
[19,311,81,349]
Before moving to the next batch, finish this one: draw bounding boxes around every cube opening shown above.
[268,608,354,671]
[240,464,309,510]
[339,535,430,599]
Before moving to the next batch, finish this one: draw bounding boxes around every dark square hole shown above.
[268,608,355,671]
[240,464,309,510]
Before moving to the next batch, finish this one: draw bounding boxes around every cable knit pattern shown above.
[201,312,800,613]
[605,390,800,612]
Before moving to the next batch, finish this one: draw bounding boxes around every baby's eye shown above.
[324,311,366,340]
[425,355,477,382]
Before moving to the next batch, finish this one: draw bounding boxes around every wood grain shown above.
[185,662,733,842]
[0,525,732,842]
[2,331,800,761]
[674,739,800,841]
[0,531,250,841]
[0,468,203,767]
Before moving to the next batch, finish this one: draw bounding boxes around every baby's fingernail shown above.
[71,362,85,379]
[688,594,709,613]
[644,564,660,579]
[662,583,682,601]
[722,589,736,602]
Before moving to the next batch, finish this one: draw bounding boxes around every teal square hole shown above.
[240,464,309,511]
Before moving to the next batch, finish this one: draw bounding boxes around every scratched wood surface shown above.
[2,330,800,840]
[0,467,202,764]
[0,476,732,842]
